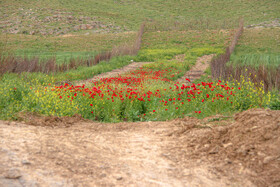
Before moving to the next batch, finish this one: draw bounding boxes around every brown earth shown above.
[1,109,279,186]
[177,54,215,84]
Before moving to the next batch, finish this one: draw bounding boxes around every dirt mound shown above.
[169,109,280,187]
[1,109,279,186]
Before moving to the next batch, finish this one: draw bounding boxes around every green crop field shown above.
[230,28,280,68]
[1,0,280,61]
[1,0,280,30]
[0,32,136,63]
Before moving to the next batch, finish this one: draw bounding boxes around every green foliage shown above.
[1,32,137,64]
[1,73,276,121]
[54,55,133,81]
[141,30,231,51]
[267,90,280,110]
[135,48,185,62]
[230,28,280,68]
[14,51,97,65]
[0,55,134,119]
[230,53,280,68]
[189,47,224,57]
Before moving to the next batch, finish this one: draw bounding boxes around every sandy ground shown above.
[0,109,279,187]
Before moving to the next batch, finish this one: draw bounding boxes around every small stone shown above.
[263,156,275,164]
[209,146,219,154]
[204,144,210,148]
[22,160,31,165]
[5,168,21,179]
[223,142,233,148]
[99,173,106,178]
[225,158,232,164]
[251,126,258,130]
[116,176,123,180]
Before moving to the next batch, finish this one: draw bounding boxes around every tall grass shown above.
[0,23,145,75]
[230,54,280,68]
[210,20,280,90]
[0,53,98,74]
[93,22,145,64]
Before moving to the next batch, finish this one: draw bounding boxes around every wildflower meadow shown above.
[0,63,276,122]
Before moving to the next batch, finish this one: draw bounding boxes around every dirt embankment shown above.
[167,108,280,187]
[0,108,279,186]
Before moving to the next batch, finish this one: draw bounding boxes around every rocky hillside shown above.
[0,7,126,36]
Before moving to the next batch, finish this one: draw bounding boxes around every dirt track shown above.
[177,54,215,84]
[1,109,279,187]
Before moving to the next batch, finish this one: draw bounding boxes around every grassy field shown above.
[0,32,136,63]
[1,0,280,31]
[1,0,280,62]
[0,0,279,121]
[230,28,280,68]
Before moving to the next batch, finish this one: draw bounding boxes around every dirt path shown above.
[1,109,279,186]
[75,62,152,86]
[0,119,246,186]
[75,54,214,86]
[177,54,215,84]
[1,56,279,186]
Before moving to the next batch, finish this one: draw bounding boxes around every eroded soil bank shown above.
[0,108,279,187]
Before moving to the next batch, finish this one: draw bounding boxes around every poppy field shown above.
[1,61,275,122]
[1,18,279,121]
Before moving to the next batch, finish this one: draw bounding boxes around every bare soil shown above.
[177,54,215,84]
[1,109,279,187]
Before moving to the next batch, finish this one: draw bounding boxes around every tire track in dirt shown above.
[177,54,215,84]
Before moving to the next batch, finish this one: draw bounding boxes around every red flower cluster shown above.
[52,64,239,118]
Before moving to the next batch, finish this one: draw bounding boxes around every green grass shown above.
[1,62,278,121]
[0,0,279,121]
[1,0,279,63]
[1,0,280,30]
[0,55,133,119]
[230,28,280,67]
[230,54,280,68]
[0,32,137,63]
[141,30,233,50]
[1,32,136,52]
[135,30,230,69]
[232,28,280,55]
